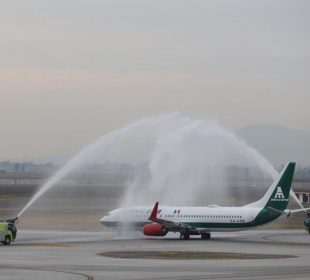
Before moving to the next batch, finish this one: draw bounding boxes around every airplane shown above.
[100,162,310,240]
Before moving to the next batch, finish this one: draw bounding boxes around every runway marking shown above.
[0,265,93,280]
[97,250,297,260]
[15,243,76,248]
[262,232,310,246]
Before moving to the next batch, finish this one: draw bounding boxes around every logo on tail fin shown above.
[274,186,285,199]
[271,186,288,202]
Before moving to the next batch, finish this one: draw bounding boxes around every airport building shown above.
[295,191,310,204]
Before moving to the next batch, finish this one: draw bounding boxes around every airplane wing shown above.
[148,202,197,232]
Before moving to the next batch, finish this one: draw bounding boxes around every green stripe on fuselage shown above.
[101,210,281,230]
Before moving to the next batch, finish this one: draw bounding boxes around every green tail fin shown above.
[264,162,295,211]
[247,162,296,211]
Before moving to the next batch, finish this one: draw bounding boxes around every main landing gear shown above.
[179,232,211,240]
[180,232,190,240]
[201,232,211,240]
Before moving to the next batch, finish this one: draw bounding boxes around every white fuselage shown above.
[100,205,262,232]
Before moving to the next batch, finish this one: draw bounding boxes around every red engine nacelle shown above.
[143,223,168,236]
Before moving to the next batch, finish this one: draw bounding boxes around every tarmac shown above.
[1,229,310,280]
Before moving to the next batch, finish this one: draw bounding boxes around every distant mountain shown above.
[237,124,310,168]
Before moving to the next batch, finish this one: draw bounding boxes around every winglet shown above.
[149,202,159,222]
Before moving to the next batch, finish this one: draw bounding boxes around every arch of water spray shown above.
[17,112,303,218]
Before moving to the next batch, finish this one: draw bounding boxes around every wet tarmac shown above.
[1,229,310,280]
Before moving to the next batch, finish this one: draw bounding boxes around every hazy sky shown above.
[0,0,309,161]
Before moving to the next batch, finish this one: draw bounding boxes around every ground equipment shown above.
[0,218,17,245]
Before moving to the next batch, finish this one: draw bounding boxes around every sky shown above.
[0,0,309,161]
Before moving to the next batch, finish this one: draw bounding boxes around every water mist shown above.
[17,112,302,218]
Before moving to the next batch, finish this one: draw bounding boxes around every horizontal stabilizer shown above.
[284,208,310,215]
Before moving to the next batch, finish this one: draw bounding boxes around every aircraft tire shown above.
[180,232,190,240]
[201,232,211,240]
[3,235,11,245]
